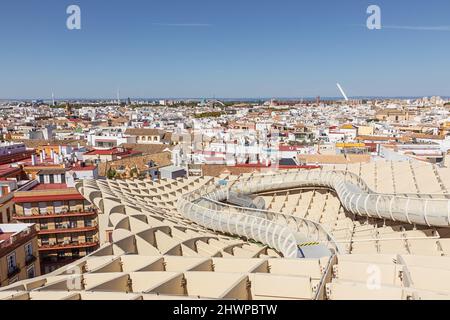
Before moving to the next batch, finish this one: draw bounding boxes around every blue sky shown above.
[0,0,449,99]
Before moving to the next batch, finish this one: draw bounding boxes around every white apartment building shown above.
[87,128,135,149]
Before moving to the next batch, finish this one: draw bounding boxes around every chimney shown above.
[31,154,36,166]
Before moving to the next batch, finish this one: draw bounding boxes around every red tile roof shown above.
[84,147,140,157]
[84,148,125,155]
[71,165,97,171]
[0,166,22,178]
[0,232,14,242]
[32,183,68,191]
[14,186,84,203]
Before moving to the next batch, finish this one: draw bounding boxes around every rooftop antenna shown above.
[336,83,349,102]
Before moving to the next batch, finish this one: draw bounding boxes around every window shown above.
[25,242,33,258]
[39,202,47,215]
[61,174,66,184]
[54,201,63,214]
[49,174,54,184]
[56,234,65,244]
[7,252,17,274]
[40,221,48,230]
[39,175,45,184]
[24,203,32,216]
[55,218,64,229]
[69,219,78,228]
[71,234,79,244]
[27,265,35,279]
[71,249,80,259]
[41,235,50,246]
[69,200,78,212]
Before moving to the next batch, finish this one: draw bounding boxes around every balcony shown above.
[25,254,37,265]
[41,256,79,266]
[38,241,99,251]
[14,210,97,220]
[7,265,20,278]
[38,225,98,235]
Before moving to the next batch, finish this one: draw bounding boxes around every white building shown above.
[87,128,135,149]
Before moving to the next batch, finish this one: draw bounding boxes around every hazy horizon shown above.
[1,95,449,102]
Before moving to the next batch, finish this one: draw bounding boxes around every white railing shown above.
[177,169,450,259]
[229,170,450,227]
[198,194,340,253]
[177,176,340,258]
[178,189,301,258]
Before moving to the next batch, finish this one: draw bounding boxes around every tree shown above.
[106,168,117,179]
[129,167,139,178]
[194,111,224,119]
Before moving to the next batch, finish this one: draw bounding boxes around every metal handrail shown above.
[199,196,340,254]
[228,170,450,227]
[177,169,450,260]
[177,177,340,258]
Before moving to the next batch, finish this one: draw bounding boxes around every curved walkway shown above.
[177,170,450,259]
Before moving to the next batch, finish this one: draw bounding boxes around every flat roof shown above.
[159,165,186,173]
[0,223,34,234]
[38,168,68,175]
[14,186,84,203]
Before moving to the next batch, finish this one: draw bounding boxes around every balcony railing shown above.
[41,256,79,266]
[25,254,37,265]
[38,225,98,235]
[14,209,97,220]
[38,241,99,251]
[7,265,20,278]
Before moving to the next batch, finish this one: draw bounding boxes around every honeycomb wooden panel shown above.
[3,169,450,300]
